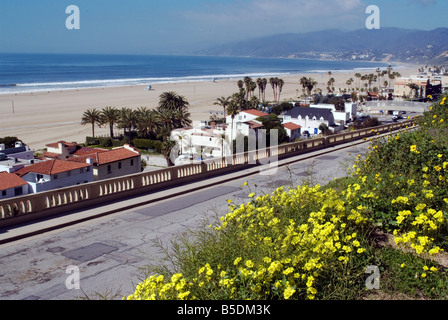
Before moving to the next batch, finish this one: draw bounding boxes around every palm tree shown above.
[243,77,252,100]
[249,80,257,99]
[269,78,277,102]
[157,108,175,131]
[354,73,362,89]
[136,107,160,139]
[237,80,244,93]
[277,79,285,103]
[100,106,120,139]
[158,91,189,113]
[256,78,263,100]
[119,107,138,144]
[346,78,354,91]
[214,96,231,118]
[262,78,268,102]
[299,77,308,97]
[173,108,192,128]
[161,139,178,167]
[226,101,240,143]
[81,108,102,138]
[300,77,317,97]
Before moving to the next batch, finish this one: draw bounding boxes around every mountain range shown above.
[197,28,448,65]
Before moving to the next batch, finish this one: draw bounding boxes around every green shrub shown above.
[134,139,162,153]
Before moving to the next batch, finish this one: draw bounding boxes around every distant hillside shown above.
[198,28,448,64]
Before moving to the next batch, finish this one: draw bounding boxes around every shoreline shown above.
[0,55,407,97]
[0,66,418,151]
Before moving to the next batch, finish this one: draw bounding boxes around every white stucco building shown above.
[225,109,269,141]
[282,107,344,136]
[311,103,357,124]
[0,171,29,200]
[68,145,142,181]
[283,122,302,141]
[15,159,94,194]
[43,141,78,160]
[171,123,229,159]
[0,142,34,162]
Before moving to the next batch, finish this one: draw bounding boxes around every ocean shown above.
[0,53,391,95]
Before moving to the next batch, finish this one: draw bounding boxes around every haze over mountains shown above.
[198,28,448,65]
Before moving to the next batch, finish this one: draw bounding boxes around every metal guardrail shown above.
[0,120,416,227]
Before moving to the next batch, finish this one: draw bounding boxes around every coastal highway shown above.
[0,138,372,300]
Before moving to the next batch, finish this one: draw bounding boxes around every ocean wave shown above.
[0,72,292,95]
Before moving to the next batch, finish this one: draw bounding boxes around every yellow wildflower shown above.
[284,287,296,300]
[233,257,242,266]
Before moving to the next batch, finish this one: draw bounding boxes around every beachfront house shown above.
[171,122,228,159]
[0,141,34,162]
[394,78,442,100]
[15,159,94,194]
[310,103,358,125]
[0,171,29,200]
[225,109,269,141]
[283,122,302,141]
[43,141,79,160]
[281,107,343,137]
[68,144,141,181]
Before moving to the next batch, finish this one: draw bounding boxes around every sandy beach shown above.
[0,66,418,151]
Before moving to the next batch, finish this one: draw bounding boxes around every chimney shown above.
[86,158,94,165]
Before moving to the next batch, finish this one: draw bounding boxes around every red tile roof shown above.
[15,159,92,177]
[283,122,302,131]
[0,172,28,191]
[246,121,264,129]
[43,152,61,159]
[46,141,78,149]
[68,147,140,166]
[242,109,269,117]
[73,147,108,157]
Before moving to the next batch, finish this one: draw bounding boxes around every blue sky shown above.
[0,0,447,55]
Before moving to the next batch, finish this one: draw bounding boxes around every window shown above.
[54,174,58,180]
[36,174,44,182]
[67,171,71,177]
[130,159,134,166]
[107,165,112,174]
[80,168,84,174]
[1,190,6,197]
[14,187,23,197]
[86,167,90,172]
[118,162,122,170]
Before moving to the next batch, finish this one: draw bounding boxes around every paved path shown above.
[0,140,370,300]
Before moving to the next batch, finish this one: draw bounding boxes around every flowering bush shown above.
[353,94,448,255]
[127,184,374,300]
[126,95,448,301]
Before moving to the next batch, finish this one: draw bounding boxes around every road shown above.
[0,140,371,300]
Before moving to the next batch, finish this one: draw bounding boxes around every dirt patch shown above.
[363,290,426,300]
[370,228,448,269]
